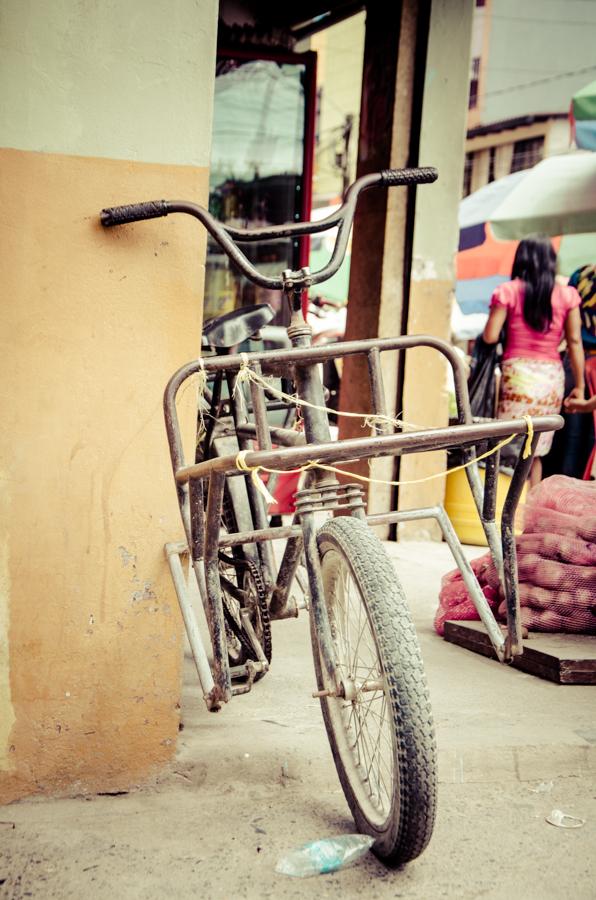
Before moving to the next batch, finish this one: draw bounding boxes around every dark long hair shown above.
[511,236,557,333]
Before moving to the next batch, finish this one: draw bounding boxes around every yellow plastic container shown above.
[444,467,527,547]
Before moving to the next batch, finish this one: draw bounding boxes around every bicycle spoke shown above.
[323,545,397,815]
[353,701,387,804]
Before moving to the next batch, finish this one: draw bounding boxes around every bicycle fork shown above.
[279,278,352,692]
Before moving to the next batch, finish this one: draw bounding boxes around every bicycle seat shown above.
[202,303,275,349]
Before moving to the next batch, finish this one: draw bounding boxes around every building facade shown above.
[463,0,596,194]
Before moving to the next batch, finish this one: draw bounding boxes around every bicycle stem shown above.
[285,282,335,455]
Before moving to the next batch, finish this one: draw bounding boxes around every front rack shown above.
[163,334,563,706]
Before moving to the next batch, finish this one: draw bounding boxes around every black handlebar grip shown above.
[100,200,169,227]
[380,167,438,186]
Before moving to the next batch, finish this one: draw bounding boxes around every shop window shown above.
[206,50,316,324]
[462,152,474,197]
[488,146,496,183]
[510,137,544,173]
[468,57,480,110]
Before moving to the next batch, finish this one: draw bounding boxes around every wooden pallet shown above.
[443,620,596,685]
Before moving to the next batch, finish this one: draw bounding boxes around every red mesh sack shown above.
[513,476,596,632]
[523,474,595,519]
[522,475,596,542]
[514,532,596,567]
[435,475,596,635]
[501,583,596,633]
[434,552,496,636]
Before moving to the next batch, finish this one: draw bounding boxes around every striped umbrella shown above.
[489,153,596,240]
[455,170,595,336]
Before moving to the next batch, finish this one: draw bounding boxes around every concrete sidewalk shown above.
[175,538,596,788]
[1,539,595,899]
[384,540,596,785]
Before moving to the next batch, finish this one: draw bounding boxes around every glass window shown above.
[510,137,544,174]
[462,152,474,197]
[468,57,480,109]
[488,146,496,183]
[205,55,314,324]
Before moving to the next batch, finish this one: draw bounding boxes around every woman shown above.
[563,263,596,479]
[483,236,584,486]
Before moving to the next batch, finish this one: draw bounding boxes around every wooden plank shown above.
[443,620,596,685]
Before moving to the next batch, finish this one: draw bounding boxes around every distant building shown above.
[463,0,596,195]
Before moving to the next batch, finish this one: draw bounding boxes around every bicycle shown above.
[100,168,561,865]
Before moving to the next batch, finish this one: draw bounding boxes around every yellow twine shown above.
[230,354,537,498]
[233,352,422,432]
[233,415,536,496]
[236,449,277,505]
[521,414,534,458]
[195,357,208,443]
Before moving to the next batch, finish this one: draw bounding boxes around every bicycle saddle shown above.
[202,303,275,349]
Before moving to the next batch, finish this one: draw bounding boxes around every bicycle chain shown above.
[219,553,272,665]
[245,556,272,664]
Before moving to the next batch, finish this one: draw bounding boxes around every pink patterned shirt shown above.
[490,278,581,362]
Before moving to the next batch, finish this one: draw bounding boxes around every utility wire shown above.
[491,12,596,26]
[482,64,596,98]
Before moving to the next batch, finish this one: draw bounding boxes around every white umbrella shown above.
[489,152,596,240]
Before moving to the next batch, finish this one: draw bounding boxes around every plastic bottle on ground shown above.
[275,834,375,877]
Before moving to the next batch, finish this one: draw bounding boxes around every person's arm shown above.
[483,304,507,344]
[564,393,596,414]
[564,306,585,401]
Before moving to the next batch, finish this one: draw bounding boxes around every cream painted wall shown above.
[307,12,366,202]
[0,0,217,801]
[0,0,217,166]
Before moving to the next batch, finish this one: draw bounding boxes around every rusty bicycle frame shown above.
[101,167,563,715]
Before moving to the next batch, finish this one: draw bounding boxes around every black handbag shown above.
[467,335,501,420]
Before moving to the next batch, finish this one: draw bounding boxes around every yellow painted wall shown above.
[0,149,206,801]
[307,12,366,202]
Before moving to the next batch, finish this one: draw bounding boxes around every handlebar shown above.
[100,166,438,291]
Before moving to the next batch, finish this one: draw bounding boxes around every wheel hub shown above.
[312,677,384,700]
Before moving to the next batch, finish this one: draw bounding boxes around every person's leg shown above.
[560,410,593,477]
[530,456,542,487]
[582,356,596,480]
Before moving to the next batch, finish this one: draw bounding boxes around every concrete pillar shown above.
[398,0,474,538]
[0,0,217,801]
[338,0,474,535]
[338,0,430,522]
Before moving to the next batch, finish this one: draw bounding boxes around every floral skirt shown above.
[497,357,564,457]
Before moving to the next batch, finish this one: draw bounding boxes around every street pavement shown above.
[1,539,595,899]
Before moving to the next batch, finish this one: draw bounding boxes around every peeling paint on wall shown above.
[118,546,136,567]
[411,255,438,281]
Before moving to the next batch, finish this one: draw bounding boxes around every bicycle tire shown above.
[311,517,437,865]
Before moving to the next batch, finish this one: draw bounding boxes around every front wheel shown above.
[311,517,437,866]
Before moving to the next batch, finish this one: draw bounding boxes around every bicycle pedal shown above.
[230,659,267,694]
